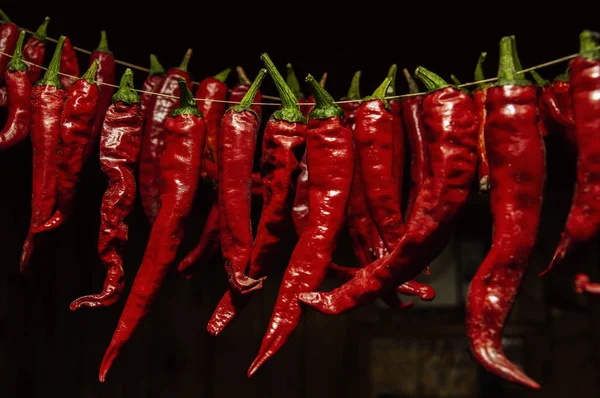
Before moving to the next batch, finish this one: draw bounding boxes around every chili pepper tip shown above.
[6,31,28,72]
[95,30,112,54]
[346,71,362,100]
[415,66,449,92]
[112,69,140,105]
[213,67,231,83]
[386,64,397,96]
[261,53,306,123]
[474,52,487,84]
[305,74,343,120]
[171,77,201,117]
[363,76,392,106]
[236,66,251,85]
[579,30,600,59]
[177,48,193,72]
[231,68,266,114]
[32,16,50,41]
[495,36,530,86]
[37,35,66,88]
[402,69,419,94]
[0,9,11,23]
[81,60,99,84]
[149,54,165,76]
[285,63,305,99]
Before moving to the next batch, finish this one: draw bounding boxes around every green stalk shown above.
[450,74,462,86]
[37,35,65,88]
[363,77,391,107]
[510,36,524,74]
[6,30,27,72]
[176,48,193,72]
[81,60,99,84]
[213,67,231,83]
[402,69,419,94]
[172,77,201,116]
[236,66,251,85]
[319,72,328,88]
[231,68,266,113]
[529,70,548,86]
[112,69,140,105]
[474,52,486,81]
[261,53,306,123]
[386,64,397,96]
[495,36,530,86]
[149,54,165,76]
[554,68,570,82]
[346,71,361,100]
[95,30,112,55]
[0,9,11,23]
[305,74,344,120]
[579,30,600,60]
[33,17,50,41]
[414,66,449,92]
[286,63,304,99]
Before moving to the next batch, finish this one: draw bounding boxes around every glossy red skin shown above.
[59,38,79,91]
[548,57,600,270]
[389,99,405,201]
[23,37,45,83]
[298,87,477,314]
[0,22,18,85]
[354,99,404,251]
[292,151,309,234]
[0,69,32,150]
[575,273,600,294]
[0,86,6,107]
[84,51,116,162]
[198,77,229,182]
[207,118,306,336]
[99,111,206,382]
[538,82,575,148]
[71,101,143,310]
[140,74,165,117]
[473,89,491,192]
[139,69,191,224]
[346,154,375,266]
[466,84,544,389]
[20,84,65,272]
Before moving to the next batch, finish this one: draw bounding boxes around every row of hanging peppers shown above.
[2,9,600,390]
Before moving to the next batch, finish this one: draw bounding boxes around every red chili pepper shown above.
[59,37,79,91]
[22,17,49,83]
[82,31,116,162]
[0,31,32,151]
[386,64,405,201]
[139,49,192,224]
[465,37,544,389]
[0,9,18,86]
[207,54,306,337]
[140,54,165,117]
[70,69,142,310]
[575,273,600,294]
[0,86,7,107]
[298,67,477,316]
[99,78,206,382]
[20,36,66,273]
[473,53,491,192]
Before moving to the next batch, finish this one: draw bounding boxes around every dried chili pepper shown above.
[59,37,79,91]
[207,54,306,336]
[299,67,477,315]
[575,274,600,294]
[140,54,165,117]
[0,31,32,151]
[71,69,142,310]
[473,53,491,192]
[139,49,192,224]
[0,9,18,86]
[22,17,49,83]
[20,36,66,272]
[99,78,206,382]
[465,37,544,389]
[386,64,405,200]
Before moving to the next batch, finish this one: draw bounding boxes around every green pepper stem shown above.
[0,9,11,23]
[510,36,524,74]
[346,71,361,100]
[177,48,193,72]
[261,53,306,123]
[231,69,266,113]
[37,35,65,88]
[450,74,462,86]
[579,30,600,60]
[415,66,449,92]
[363,77,391,107]
[213,67,231,83]
[172,78,201,117]
[496,36,530,86]
[319,72,327,88]
[286,63,304,100]
[6,30,27,72]
[112,69,140,105]
[81,60,99,84]
[149,54,165,76]
[236,66,251,85]
[33,17,50,41]
[554,68,570,82]
[305,74,344,120]
[386,64,397,96]
[95,30,112,54]
[529,70,548,86]
[402,69,419,94]
[474,52,486,82]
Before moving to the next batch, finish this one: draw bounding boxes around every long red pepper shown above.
[0,31,32,151]
[140,54,165,117]
[71,69,143,310]
[22,17,49,83]
[465,37,544,389]
[299,67,477,315]
[473,53,491,192]
[139,49,192,224]
[20,36,66,272]
[99,78,206,381]
[0,9,18,86]
[248,73,353,376]
[59,37,79,91]
[207,54,306,336]
[386,64,405,201]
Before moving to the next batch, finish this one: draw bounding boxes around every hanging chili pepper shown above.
[542,31,600,274]
[207,53,306,336]
[575,274,600,294]
[0,31,31,151]
[248,73,352,376]
[22,17,49,83]
[59,37,79,91]
[139,48,192,224]
[99,78,206,382]
[71,69,142,310]
[82,30,116,162]
[473,53,491,192]
[549,71,575,146]
[0,9,18,86]
[32,61,100,232]
[20,36,66,273]
[299,67,477,315]
[386,64,405,200]
[465,37,544,389]
[140,54,165,117]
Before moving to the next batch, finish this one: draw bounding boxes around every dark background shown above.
[1,1,600,397]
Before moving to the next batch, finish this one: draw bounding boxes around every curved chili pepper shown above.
[23,17,49,83]
[298,67,477,315]
[465,37,544,389]
[71,69,142,310]
[248,73,352,376]
[140,54,165,117]
[0,9,18,86]
[82,31,116,162]
[20,36,66,273]
[99,78,206,382]
[139,49,192,224]
[473,53,491,192]
[207,54,306,337]
[575,274,600,294]
[386,64,405,201]
[0,31,32,151]
[59,37,79,91]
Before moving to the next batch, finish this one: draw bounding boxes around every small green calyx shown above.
[7,30,28,72]
[386,64,397,96]
[112,69,140,105]
[286,63,305,100]
[579,30,600,60]
[495,36,531,87]
[81,60,99,84]
[37,35,65,88]
[95,30,112,55]
[415,66,449,92]
[33,17,50,41]
[403,69,419,94]
[363,77,392,107]
[230,68,266,114]
[261,53,306,124]
[554,68,570,82]
[149,54,165,76]
[171,78,202,117]
[306,74,344,120]
[346,71,361,100]
[213,67,231,83]
[529,70,549,86]
[474,52,490,90]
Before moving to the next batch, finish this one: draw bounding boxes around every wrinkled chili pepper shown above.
[140,54,165,117]
[299,67,477,316]
[207,54,306,337]
[542,31,600,274]
[575,274,600,294]
[59,37,79,91]
[139,49,192,224]
[99,78,206,382]
[20,36,66,273]
[71,69,142,310]
[465,37,544,389]
[473,52,491,192]
[0,31,32,151]
[23,17,49,83]
[386,64,405,200]
[248,73,353,376]
[0,9,18,86]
